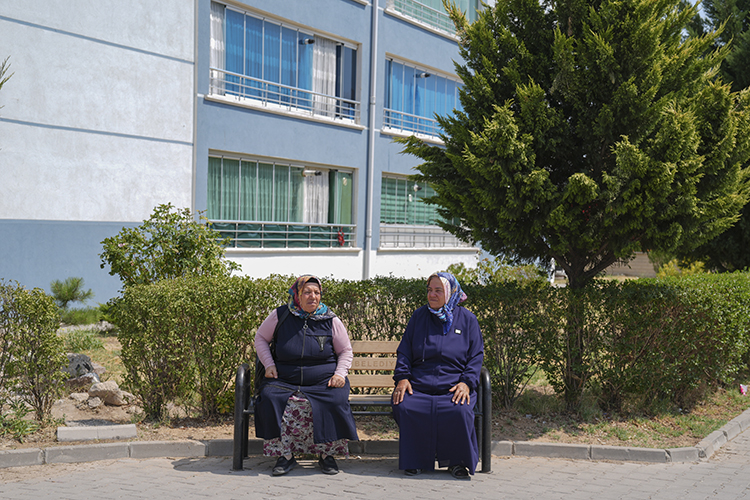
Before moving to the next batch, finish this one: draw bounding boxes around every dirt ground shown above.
[0,387,703,452]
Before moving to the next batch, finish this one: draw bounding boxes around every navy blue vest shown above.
[273,305,337,387]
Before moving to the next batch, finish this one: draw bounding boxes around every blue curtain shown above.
[403,65,415,130]
[281,26,297,104]
[245,15,263,98]
[264,21,281,102]
[297,32,313,110]
[225,9,244,95]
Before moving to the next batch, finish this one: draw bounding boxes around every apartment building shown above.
[0,0,481,302]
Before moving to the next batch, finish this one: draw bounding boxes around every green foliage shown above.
[325,277,426,342]
[99,203,240,290]
[106,271,750,419]
[399,0,750,409]
[111,275,268,420]
[656,259,707,278]
[0,280,67,424]
[63,329,105,352]
[466,281,557,409]
[0,399,39,442]
[448,257,547,285]
[401,0,750,291]
[592,273,750,412]
[50,277,93,310]
[60,306,104,326]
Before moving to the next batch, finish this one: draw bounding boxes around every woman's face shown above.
[427,277,446,309]
[300,282,322,313]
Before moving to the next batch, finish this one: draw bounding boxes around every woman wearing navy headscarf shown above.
[254,275,358,476]
[392,271,484,479]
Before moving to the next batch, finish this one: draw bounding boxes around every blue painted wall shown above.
[0,220,137,303]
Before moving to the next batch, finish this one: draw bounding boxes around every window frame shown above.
[208,154,357,249]
[209,2,361,124]
[383,56,463,139]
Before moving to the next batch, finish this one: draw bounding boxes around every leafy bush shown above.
[0,280,67,423]
[99,203,240,290]
[325,277,425,342]
[111,275,275,419]
[467,281,559,409]
[593,273,750,412]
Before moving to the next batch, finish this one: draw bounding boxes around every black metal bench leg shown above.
[233,363,249,471]
[481,366,492,473]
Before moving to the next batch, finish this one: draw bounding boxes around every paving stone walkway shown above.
[1,429,750,500]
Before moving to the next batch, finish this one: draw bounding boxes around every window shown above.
[383,59,463,137]
[380,176,472,248]
[380,176,441,226]
[208,155,354,248]
[386,0,480,34]
[209,2,359,122]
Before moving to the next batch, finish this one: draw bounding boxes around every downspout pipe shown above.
[363,0,379,280]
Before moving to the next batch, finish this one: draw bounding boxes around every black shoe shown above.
[319,454,339,475]
[272,456,297,476]
[405,468,423,476]
[448,465,470,479]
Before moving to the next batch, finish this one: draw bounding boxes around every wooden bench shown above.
[233,340,492,472]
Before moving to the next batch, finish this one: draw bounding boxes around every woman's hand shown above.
[392,379,413,405]
[328,374,345,388]
[265,366,278,379]
[449,382,470,405]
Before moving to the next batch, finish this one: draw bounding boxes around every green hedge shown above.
[109,272,750,419]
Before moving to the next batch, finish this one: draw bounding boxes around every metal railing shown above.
[387,0,456,34]
[379,224,472,248]
[211,221,357,249]
[383,108,442,136]
[209,68,360,123]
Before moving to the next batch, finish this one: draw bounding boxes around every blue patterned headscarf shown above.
[287,274,337,321]
[427,271,467,334]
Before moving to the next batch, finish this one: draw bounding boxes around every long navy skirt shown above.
[392,389,479,474]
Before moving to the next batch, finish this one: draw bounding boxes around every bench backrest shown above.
[348,340,399,389]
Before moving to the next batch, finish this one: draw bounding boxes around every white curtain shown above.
[303,173,329,224]
[210,2,225,95]
[312,36,337,117]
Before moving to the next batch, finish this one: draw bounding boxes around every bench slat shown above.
[348,374,394,388]
[351,357,397,370]
[350,340,400,354]
[349,394,391,405]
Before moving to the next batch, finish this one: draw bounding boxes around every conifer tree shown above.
[401,0,750,289]
[676,0,750,271]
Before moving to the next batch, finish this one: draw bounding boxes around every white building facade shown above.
[0,0,481,302]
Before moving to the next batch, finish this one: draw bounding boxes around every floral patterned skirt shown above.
[263,391,349,457]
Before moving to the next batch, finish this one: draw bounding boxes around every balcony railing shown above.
[387,0,456,34]
[383,108,442,137]
[211,221,357,249]
[209,68,360,123]
[379,224,472,249]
